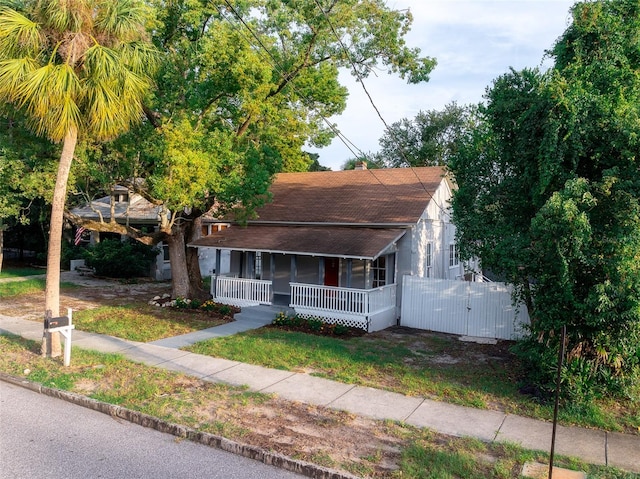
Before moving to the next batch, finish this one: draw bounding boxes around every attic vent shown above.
[354,160,367,170]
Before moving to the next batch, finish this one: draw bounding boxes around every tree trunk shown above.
[186,216,210,301]
[42,129,77,358]
[168,225,190,299]
[167,218,211,301]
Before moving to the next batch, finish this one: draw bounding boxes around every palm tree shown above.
[0,0,157,357]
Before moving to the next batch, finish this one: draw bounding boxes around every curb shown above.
[0,372,360,479]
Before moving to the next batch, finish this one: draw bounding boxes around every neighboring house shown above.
[70,185,227,280]
[190,165,473,332]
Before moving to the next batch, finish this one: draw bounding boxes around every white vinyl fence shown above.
[400,275,529,340]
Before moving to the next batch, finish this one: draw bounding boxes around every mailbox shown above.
[44,316,70,330]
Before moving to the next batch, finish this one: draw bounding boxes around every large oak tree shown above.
[76,0,436,300]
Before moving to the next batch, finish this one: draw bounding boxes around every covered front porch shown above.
[195,225,406,332]
[211,275,397,332]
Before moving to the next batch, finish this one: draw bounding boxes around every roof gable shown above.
[252,166,446,225]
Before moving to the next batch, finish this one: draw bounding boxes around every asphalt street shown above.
[0,381,303,479]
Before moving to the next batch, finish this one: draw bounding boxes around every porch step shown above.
[234,304,294,325]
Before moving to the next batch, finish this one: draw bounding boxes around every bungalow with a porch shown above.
[69,185,227,280]
[189,165,466,332]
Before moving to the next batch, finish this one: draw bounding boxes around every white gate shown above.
[400,276,529,340]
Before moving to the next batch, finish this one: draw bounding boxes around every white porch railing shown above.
[212,275,272,306]
[289,283,396,322]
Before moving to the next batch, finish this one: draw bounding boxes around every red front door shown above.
[324,258,339,287]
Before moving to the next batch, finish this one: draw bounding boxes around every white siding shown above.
[407,178,464,282]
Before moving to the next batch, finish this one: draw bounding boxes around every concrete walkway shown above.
[0,309,638,473]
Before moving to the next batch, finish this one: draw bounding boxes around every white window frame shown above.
[425,242,433,277]
[449,243,459,268]
[372,256,387,288]
[254,252,263,280]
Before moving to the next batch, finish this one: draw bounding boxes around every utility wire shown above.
[311,0,448,214]
[217,0,368,161]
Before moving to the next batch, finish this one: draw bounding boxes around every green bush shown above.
[83,239,158,278]
[306,317,323,331]
[61,241,85,270]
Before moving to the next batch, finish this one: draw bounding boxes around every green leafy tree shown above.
[341,156,384,170]
[306,153,331,171]
[450,0,640,401]
[0,0,157,356]
[0,112,58,272]
[375,102,478,167]
[76,0,436,300]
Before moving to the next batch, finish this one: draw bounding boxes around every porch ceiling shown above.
[189,226,406,260]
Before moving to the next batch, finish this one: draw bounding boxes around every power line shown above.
[216,0,369,161]
[311,0,448,214]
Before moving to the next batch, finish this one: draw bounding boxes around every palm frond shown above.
[17,62,82,142]
[83,43,119,78]
[0,57,37,100]
[0,7,42,58]
[38,0,92,32]
[3,0,155,143]
[117,40,160,77]
[95,0,148,42]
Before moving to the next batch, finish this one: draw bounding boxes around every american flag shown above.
[74,227,86,245]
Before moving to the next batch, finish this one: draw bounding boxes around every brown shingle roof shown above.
[190,226,406,260]
[251,166,445,225]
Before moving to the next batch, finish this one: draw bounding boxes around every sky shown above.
[310,0,576,170]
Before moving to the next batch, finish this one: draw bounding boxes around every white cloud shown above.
[309,0,575,170]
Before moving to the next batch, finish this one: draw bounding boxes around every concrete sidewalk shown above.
[0,313,638,474]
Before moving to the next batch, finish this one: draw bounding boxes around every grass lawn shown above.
[2,279,637,440]
[0,334,635,479]
[0,266,45,279]
[185,327,640,435]
[0,278,77,298]
[73,304,231,342]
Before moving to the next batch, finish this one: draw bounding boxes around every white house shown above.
[190,165,474,332]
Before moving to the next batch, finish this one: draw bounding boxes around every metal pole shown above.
[548,324,567,479]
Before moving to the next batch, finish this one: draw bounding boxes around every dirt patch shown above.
[0,275,171,320]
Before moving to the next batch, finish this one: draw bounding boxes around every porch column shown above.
[215,249,221,275]
[213,249,222,298]
[364,261,371,289]
[270,253,276,303]
[346,258,353,288]
[270,253,276,279]
[247,251,255,279]
[318,257,325,285]
[290,255,297,282]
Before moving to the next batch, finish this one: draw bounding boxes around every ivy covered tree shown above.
[75,0,436,300]
[449,0,640,401]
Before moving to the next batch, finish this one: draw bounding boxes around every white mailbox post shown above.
[44,308,75,366]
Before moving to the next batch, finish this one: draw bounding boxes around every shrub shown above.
[333,324,350,336]
[83,239,158,278]
[175,297,192,309]
[306,317,323,331]
[61,241,85,270]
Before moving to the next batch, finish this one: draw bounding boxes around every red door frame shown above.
[324,257,339,287]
